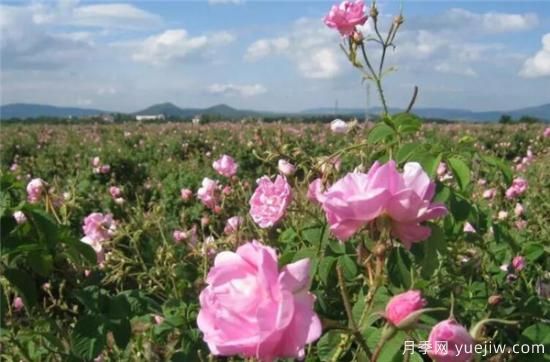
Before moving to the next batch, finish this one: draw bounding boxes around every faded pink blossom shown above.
[222,185,232,195]
[92,156,101,167]
[482,188,496,200]
[330,119,348,133]
[109,186,122,199]
[249,175,292,228]
[13,211,27,224]
[197,178,220,210]
[497,211,508,220]
[26,178,45,203]
[153,315,165,325]
[278,159,296,176]
[512,256,525,271]
[320,161,447,248]
[544,127,550,138]
[515,219,527,230]
[181,188,193,201]
[213,155,238,178]
[514,203,524,217]
[437,162,447,177]
[324,0,368,36]
[463,222,476,233]
[224,216,244,234]
[428,319,474,362]
[173,230,188,243]
[385,290,427,327]
[197,241,321,360]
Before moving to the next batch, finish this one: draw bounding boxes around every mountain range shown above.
[1,102,549,122]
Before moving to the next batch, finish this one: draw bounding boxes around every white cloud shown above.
[435,62,477,77]
[208,83,267,97]
[244,18,342,79]
[520,33,550,78]
[420,8,538,34]
[71,4,162,29]
[129,29,234,66]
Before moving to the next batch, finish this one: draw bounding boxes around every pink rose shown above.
[505,177,528,199]
[173,230,188,243]
[12,296,24,312]
[514,203,524,217]
[278,159,296,176]
[100,164,111,174]
[324,0,368,36]
[153,315,165,325]
[544,127,550,138]
[180,188,193,201]
[437,162,447,177]
[515,219,527,230]
[428,319,474,362]
[197,241,321,360]
[307,178,326,205]
[109,186,122,199]
[497,210,508,220]
[26,178,45,203]
[197,178,220,210]
[224,216,244,234]
[92,156,101,167]
[81,212,116,263]
[385,290,427,327]
[512,255,525,271]
[249,175,292,228]
[213,155,238,178]
[320,161,447,248]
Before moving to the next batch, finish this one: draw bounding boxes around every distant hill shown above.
[2,101,549,122]
[302,104,550,122]
[0,103,108,119]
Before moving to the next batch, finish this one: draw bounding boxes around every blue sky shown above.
[1,0,549,113]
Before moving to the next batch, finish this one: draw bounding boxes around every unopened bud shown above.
[394,14,404,26]
[352,31,364,43]
[370,5,378,19]
[488,295,503,306]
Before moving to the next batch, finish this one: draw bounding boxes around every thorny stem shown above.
[336,264,373,359]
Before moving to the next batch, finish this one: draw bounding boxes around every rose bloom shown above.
[482,188,496,200]
[197,241,321,361]
[197,178,220,210]
[81,213,116,263]
[13,211,27,224]
[224,216,244,234]
[512,255,525,271]
[515,219,527,230]
[278,159,296,176]
[92,156,101,167]
[436,162,447,177]
[385,290,427,327]
[505,177,528,199]
[109,186,122,199]
[544,127,550,138]
[324,0,368,36]
[514,203,524,217]
[172,230,188,243]
[307,178,326,205]
[26,178,45,203]
[213,155,238,178]
[100,164,111,174]
[249,175,292,228]
[330,119,349,133]
[497,211,508,220]
[180,188,193,201]
[12,297,24,312]
[428,319,474,362]
[320,161,447,248]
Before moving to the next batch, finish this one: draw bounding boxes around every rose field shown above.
[1,1,550,361]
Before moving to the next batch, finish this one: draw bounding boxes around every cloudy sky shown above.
[1,0,549,113]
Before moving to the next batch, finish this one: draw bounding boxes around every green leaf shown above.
[3,268,37,308]
[22,206,59,244]
[317,330,349,362]
[319,256,337,285]
[387,248,412,289]
[411,151,442,178]
[448,157,471,191]
[28,251,54,277]
[368,123,396,144]
[108,318,131,349]
[420,225,445,278]
[71,316,106,360]
[107,294,131,320]
[393,113,422,135]
[338,255,358,281]
[396,143,418,164]
[481,155,512,185]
